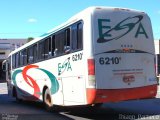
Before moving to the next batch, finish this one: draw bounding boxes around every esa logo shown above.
[97,15,148,43]
[58,57,72,75]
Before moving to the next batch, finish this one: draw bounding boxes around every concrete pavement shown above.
[0,83,8,95]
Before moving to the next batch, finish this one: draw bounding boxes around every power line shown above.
[0,32,44,35]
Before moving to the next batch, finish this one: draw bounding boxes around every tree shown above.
[27,37,34,42]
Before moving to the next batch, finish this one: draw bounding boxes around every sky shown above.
[0,0,160,39]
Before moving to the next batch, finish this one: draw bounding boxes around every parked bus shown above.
[3,6,157,110]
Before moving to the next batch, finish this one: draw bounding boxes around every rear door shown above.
[93,8,157,89]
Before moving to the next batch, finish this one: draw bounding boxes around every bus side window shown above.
[71,24,77,51]
[64,28,71,54]
[44,37,52,59]
[12,54,15,69]
[44,39,49,59]
[8,56,11,71]
[55,33,60,56]
[52,35,56,56]
[20,51,23,66]
[55,31,65,56]
[16,52,20,68]
[38,41,45,60]
[8,56,11,79]
[71,22,83,51]
[33,43,38,62]
[77,22,83,49]
[15,53,19,68]
[28,46,34,64]
[48,37,52,57]
[23,49,28,65]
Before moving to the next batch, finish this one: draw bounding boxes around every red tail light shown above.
[88,59,95,75]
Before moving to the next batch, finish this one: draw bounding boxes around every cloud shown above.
[158,10,160,14]
[28,18,37,23]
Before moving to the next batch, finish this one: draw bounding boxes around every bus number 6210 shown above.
[99,57,121,65]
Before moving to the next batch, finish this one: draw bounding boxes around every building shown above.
[0,38,27,82]
[155,40,160,54]
[154,40,160,76]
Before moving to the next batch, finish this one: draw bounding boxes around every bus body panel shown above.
[11,51,86,106]
[95,53,156,89]
[93,8,155,55]
[90,8,157,102]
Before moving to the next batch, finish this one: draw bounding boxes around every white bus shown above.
[4,6,157,110]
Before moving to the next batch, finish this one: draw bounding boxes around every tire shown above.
[14,88,22,102]
[93,103,103,108]
[43,88,53,111]
[87,103,103,110]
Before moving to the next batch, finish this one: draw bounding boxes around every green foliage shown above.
[27,37,34,42]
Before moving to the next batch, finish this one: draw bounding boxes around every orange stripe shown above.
[87,84,157,104]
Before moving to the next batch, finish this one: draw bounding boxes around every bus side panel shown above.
[10,59,65,104]
[59,51,86,105]
[62,76,86,105]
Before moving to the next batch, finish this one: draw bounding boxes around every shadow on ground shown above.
[1,93,160,120]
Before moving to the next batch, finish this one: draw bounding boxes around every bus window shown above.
[8,56,11,71]
[19,51,23,66]
[52,35,56,56]
[33,44,37,62]
[12,54,15,69]
[71,22,83,51]
[77,22,83,49]
[71,24,77,51]
[15,52,19,68]
[8,56,11,79]
[55,31,65,56]
[22,49,27,65]
[44,37,51,59]
[28,46,34,63]
[48,37,52,57]
[64,28,71,54]
[44,39,49,59]
[38,41,45,60]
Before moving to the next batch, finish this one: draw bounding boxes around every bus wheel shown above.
[93,103,103,108]
[44,88,53,111]
[13,87,22,102]
[89,103,103,109]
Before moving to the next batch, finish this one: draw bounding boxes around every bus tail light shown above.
[88,59,96,86]
[88,59,95,75]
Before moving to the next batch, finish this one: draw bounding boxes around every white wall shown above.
[154,40,160,54]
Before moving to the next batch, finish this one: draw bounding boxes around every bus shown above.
[3,6,157,110]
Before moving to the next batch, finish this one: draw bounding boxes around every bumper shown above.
[87,84,157,104]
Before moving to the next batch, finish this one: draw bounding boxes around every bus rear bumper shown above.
[86,84,157,104]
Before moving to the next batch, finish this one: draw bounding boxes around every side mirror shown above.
[2,63,7,72]
[2,60,8,72]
